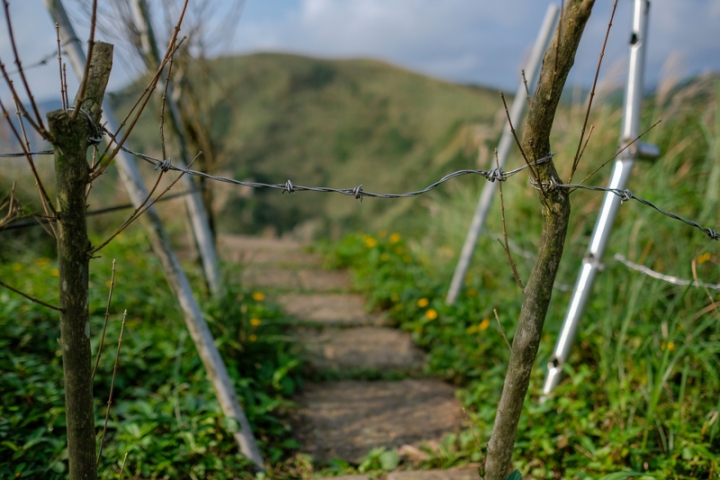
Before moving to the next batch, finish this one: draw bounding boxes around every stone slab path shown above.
[218,235,465,477]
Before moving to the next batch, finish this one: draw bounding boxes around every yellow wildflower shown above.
[248,334,257,342]
[364,236,377,248]
[395,247,404,255]
[479,318,491,331]
[51,269,59,277]
[250,318,262,327]
[12,263,23,272]
[697,252,711,264]
[391,294,400,303]
[36,257,51,267]
[466,325,479,334]
[380,253,389,261]
[252,292,265,302]
[661,341,675,351]
[425,308,438,320]
[417,298,429,308]
[389,233,401,244]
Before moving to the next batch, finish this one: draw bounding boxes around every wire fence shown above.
[3,140,717,292]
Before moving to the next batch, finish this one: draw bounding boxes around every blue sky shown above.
[1,0,719,102]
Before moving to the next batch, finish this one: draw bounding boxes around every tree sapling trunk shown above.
[50,41,113,480]
[483,1,596,478]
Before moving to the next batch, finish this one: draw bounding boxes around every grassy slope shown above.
[114,53,504,237]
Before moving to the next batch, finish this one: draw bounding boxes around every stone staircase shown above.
[219,235,477,479]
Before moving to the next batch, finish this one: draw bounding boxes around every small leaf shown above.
[506,470,522,480]
[597,472,644,480]
[379,450,400,471]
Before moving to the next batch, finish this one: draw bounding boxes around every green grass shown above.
[316,76,720,478]
[0,228,303,479]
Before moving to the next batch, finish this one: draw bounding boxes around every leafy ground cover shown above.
[0,228,303,479]
[316,80,720,479]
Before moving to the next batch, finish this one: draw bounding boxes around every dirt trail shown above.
[219,235,475,479]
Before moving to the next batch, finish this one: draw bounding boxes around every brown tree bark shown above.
[482,2,596,478]
[50,41,113,480]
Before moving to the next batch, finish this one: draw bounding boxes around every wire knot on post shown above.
[352,185,364,202]
[67,107,104,145]
[529,177,558,192]
[154,159,172,172]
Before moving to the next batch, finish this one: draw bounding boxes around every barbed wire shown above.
[530,179,720,241]
[119,142,554,200]
[3,138,718,242]
[613,253,720,291]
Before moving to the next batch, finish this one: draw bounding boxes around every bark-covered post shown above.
[49,41,113,480]
[483,2,595,478]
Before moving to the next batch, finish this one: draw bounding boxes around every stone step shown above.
[240,268,352,292]
[218,234,321,268]
[278,293,386,326]
[297,327,425,374]
[387,468,481,480]
[290,379,462,462]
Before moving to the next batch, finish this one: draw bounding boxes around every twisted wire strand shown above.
[2,136,717,241]
[530,178,719,241]
[117,141,554,201]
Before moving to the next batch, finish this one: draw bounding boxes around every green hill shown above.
[114,53,506,238]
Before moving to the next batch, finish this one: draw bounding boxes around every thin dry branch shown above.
[494,309,512,351]
[71,0,99,120]
[500,91,546,200]
[56,23,66,110]
[97,309,127,465]
[89,152,201,255]
[0,97,57,217]
[495,149,524,291]
[94,0,189,176]
[569,0,618,182]
[2,0,48,135]
[14,100,57,236]
[92,259,116,381]
[521,69,530,102]
[576,119,662,188]
[0,279,63,312]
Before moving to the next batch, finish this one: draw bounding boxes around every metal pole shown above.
[43,0,264,468]
[446,4,559,305]
[542,0,656,397]
[130,0,223,297]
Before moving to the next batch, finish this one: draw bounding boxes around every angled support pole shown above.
[446,4,559,305]
[541,0,659,397]
[130,0,223,297]
[43,0,264,469]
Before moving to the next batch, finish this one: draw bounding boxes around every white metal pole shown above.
[43,0,264,468]
[130,0,222,297]
[541,0,654,397]
[446,4,559,305]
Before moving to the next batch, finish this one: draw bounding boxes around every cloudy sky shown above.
[1,0,719,102]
